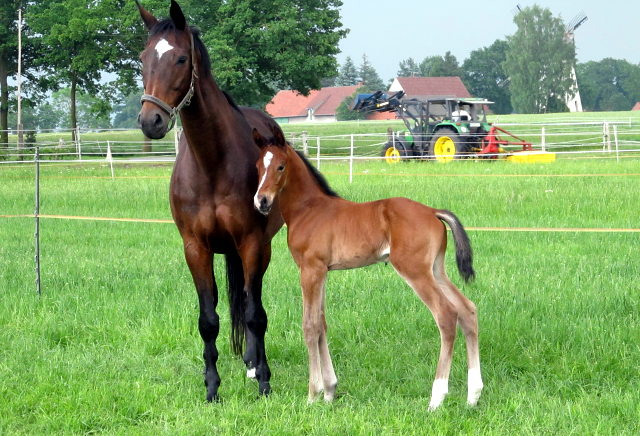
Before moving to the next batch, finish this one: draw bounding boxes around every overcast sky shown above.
[336,0,640,83]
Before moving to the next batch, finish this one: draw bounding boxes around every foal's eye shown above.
[177,56,188,65]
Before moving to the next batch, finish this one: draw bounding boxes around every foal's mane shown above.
[147,19,241,112]
[293,149,340,198]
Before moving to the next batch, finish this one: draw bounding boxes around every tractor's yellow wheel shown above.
[433,136,456,163]
[384,146,401,164]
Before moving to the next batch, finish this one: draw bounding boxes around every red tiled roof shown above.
[632,102,640,111]
[395,77,470,98]
[266,86,359,118]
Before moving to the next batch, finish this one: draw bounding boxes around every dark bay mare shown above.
[252,126,483,409]
[136,0,284,401]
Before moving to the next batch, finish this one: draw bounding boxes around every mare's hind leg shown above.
[184,240,221,402]
[300,264,337,403]
[239,237,272,396]
[389,251,458,410]
[433,250,483,406]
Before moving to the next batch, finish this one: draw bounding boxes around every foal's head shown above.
[137,0,199,139]
[253,127,289,216]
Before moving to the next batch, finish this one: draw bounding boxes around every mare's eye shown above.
[277,164,285,171]
[177,56,188,65]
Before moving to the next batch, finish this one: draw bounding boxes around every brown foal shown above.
[252,127,483,409]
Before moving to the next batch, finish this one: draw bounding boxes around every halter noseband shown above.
[140,31,199,134]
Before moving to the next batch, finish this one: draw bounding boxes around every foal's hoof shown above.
[206,393,221,403]
[258,382,271,397]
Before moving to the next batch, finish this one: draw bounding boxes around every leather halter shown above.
[140,31,199,134]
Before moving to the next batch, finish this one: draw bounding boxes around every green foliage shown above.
[113,88,144,129]
[577,59,640,111]
[504,5,576,114]
[335,55,360,86]
[358,54,385,90]
[186,0,348,107]
[49,88,111,129]
[397,52,463,79]
[463,39,513,114]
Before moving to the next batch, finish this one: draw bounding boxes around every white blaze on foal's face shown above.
[155,38,174,59]
[254,151,273,208]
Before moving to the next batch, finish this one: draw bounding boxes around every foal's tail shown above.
[435,210,475,283]
[225,251,245,356]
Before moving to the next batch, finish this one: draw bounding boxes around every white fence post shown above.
[316,136,321,169]
[614,125,619,162]
[349,133,354,183]
[541,127,546,152]
[76,126,82,161]
[106,140,114,180]
[174,128,180,156]
[606,122,612,152]
[302,131,308,156]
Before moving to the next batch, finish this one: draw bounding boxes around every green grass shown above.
[1,158,640,434]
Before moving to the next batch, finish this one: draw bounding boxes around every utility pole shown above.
[17,8,23,161]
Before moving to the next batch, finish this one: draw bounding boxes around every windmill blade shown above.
[566,11,588,33]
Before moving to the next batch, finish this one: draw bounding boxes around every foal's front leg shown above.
[300,265,337,403]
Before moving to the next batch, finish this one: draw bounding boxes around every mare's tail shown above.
[225,251,245,356]
[434,210,475,283]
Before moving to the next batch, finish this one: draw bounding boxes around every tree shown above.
[47,88,111,129]
[463,39,512,114]
[577,59,640,111]
[184,0,347,107]
[0,1,38,148]
[26,0,140,137]
[335,56,360,86]
[113,88,144,129]
[358,54,385,91]
[397,58,419,77]
[503,5,576,114]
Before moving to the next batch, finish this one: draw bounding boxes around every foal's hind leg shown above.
[184,240,221,402]
[300,264,337,403]
[390,254,458,410]
[433,251,483,406]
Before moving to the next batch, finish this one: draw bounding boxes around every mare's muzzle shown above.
[138,104,171,139]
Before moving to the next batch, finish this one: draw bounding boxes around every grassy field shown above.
[1,157,639,434]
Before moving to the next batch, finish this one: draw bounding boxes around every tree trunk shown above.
[0,55,8,149]
[71,70,77,142]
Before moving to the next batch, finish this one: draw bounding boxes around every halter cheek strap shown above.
[140,31,199,134]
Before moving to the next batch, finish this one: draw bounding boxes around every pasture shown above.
[1,157,639,434]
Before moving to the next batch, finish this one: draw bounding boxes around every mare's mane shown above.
[293,149,340,198]
[147,19,241,113]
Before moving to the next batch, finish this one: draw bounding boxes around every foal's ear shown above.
[170,0,187,31]
[252,128,267,150]
[272,125,286,148]
[135,0,158,31]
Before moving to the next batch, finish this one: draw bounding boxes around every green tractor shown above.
[351,91,494,163]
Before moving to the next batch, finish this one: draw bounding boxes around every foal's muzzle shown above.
[254,194,272,215]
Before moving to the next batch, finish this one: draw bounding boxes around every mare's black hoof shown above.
[206,393,221,403]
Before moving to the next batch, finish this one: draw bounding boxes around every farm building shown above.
[266,85,360,124]
[266,77,472,123]
[632,102,640,111]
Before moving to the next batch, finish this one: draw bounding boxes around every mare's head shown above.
[253,126,289,216]
[137,0,200,139]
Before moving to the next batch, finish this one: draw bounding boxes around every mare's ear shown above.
[253,128,267,150]
[272,125,286,148]
[170,0,187,31]
[135,0,158,31]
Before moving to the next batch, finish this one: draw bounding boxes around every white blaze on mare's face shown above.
[254,151,274,208]
[155,38,174,59]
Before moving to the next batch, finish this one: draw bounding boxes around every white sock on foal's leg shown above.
[428,378,449,410]
[467,368,483,406]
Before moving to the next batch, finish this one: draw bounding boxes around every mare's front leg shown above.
[239,238,272,396]
[184,240,221,402]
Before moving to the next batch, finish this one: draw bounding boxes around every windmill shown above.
[564,11,588,112]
